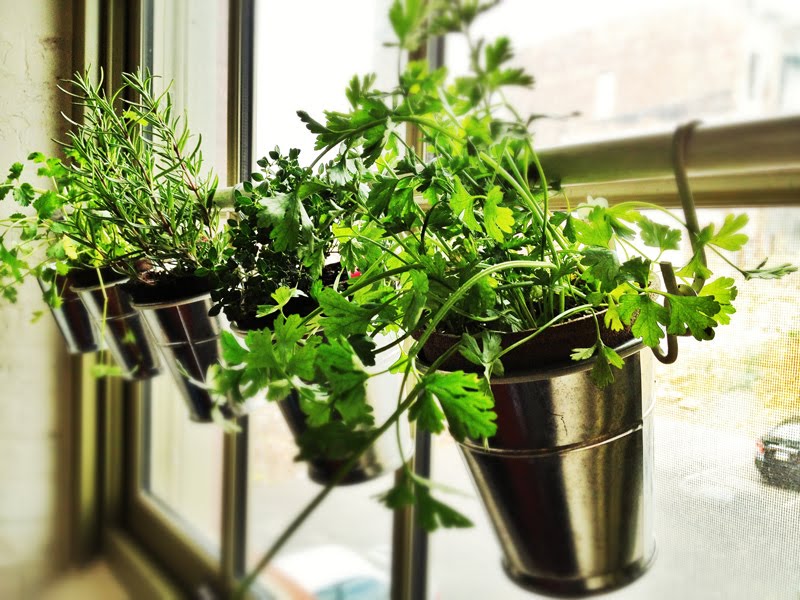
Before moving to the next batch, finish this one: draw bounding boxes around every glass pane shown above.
[253,0,396,164]
[247,3,400,595]
[246,403,395,600]
[138,0,230,555]
[145,376,224,553]
[443,0,800,146]
[429,207,800,598]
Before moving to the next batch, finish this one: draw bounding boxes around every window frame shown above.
[76,1,800,598]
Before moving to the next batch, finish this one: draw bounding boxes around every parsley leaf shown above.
[483,186,514,242]
[618,294,669,347]
[665,294,719,340]
[421,371,497,441]
[449,176,480,232]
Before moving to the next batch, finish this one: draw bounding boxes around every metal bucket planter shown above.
[231,324,413,485]
[130,290,247,422]
[70,270,161,380]
[455,338,655,596]
[38,273,102,354]
[279,337,413,485]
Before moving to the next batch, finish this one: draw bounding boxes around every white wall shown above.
[0,2,76,597]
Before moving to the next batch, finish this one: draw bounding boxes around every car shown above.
[755,418,800,487]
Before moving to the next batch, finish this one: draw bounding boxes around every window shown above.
[99,2,800,599]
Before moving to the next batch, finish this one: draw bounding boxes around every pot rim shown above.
[417,337,644,384]
[419,308,604,343]
[130,292,212,310]
[70,271,128,293]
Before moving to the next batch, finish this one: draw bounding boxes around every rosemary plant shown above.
[63,70,224,283]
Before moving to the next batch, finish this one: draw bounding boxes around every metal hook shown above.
[651,121,708,365]
[672,120,707,293]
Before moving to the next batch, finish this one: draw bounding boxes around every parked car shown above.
[755,418,800,487]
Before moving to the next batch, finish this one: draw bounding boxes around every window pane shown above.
[144,376,224,553]
[247,4,400,595]
[443,0,800,146]
[138,0,230,556]
[246,403,395,600]
[429,207,800,598]
[253,0,396,164]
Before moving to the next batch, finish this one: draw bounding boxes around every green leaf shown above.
[287,337,321,380]
[572,206,613,247]
[274,314,309,361]
[699,277,737,304]
[604,296,625,332]
[220,330,248,365]
[316,287,373,338]
[389,0,427,50]
[33,190,61,220]
[591,343,624,388]
[665,294,719,340]
[422,371,496,442]
[315,338,372,426]
[676,252,712,281]
[415,486,473,532]
[485,37,513,72]
[296,386,333,427]
[379,474,416,509]
[347,333,377,367]
[257,192,312,252]
[7,162,23,180]
[459,332,504,377]
[367,176,399,216]
[709,213,749,251]
[483,186,514,242]
[410,389,446,434]
[242,329,279,370]
[379,474,473,532]
[741,260,797,280]
[400,270,429,331]
[619,256,652,287]
[638,216,681,251]
[296,421,373,461]
[618,294,669,347]
[13,183,35,207]
[580,247,620,292]
[570,345,596,361]
[449,176,480,232]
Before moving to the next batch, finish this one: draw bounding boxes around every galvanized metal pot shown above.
[131,291,245,422]
[232,326,412,485]
[38,273,102,354]
[279,337,413,485]
[71,270,160,380]
[457,339,655,596]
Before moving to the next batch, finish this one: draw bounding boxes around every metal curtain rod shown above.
[538,114,800,186]
[214,115,800,208]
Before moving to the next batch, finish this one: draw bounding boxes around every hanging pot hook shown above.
[651,121,708,365]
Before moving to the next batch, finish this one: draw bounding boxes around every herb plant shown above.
[203,147,353,327]
[227,1,796,591]
[0,151,131,309]
[63,70,224,283]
